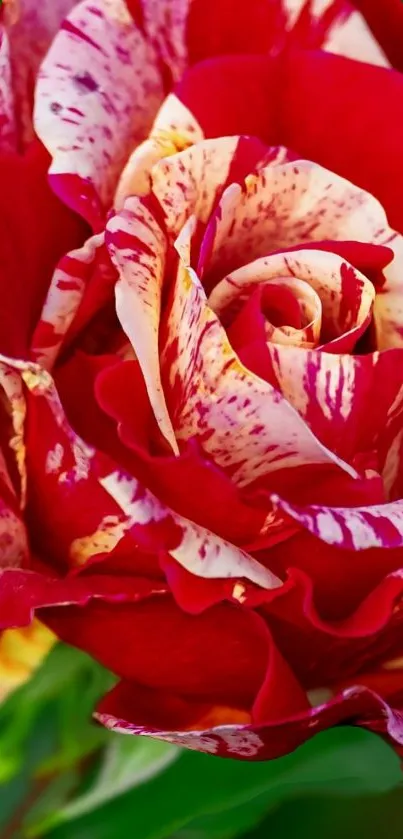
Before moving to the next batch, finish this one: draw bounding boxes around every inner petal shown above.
[209,249,375,351]
[224,277,322,353]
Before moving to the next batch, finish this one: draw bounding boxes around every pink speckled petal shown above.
[95,678,403,760]
[0,27,16,151]
[159,218,357,488]
[115,95,204,206]
[34,0,164,226]
[210,249,374,349]
[5,0,78,147]
[105,197,177,453]
[272,494,403,552]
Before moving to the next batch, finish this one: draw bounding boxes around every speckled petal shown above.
[152,139,290,238]
[201,159,399,284]
[34,0,164,226]
[160,218,357,488]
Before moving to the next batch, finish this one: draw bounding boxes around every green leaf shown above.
[32,737,178,833]
[42,727,402,839]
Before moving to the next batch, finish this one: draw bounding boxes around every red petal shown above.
[43,596,271,709]
[0,141,86,357]
[353,0,403,70]
[95,674,403,760]
[0,567,164,629]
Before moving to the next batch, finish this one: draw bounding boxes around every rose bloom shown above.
[1,0,403,761]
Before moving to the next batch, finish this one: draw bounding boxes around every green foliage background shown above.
[0,644,402,838]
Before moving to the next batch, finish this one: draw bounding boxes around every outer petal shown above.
[34,0,164,226]
[353,0,403,70]
[95,676,403,761]
[175,51,403,233]
[0,27,16,151]
[0,567,166,629]
[0,141,87,358]
[186,0,389,67]
[5,355,279,590]
[6,0,78,147]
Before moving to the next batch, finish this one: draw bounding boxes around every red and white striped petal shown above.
[209,249,374,348]
[34,0,164,226]
[106,197,178,454]
[272,494,403,552]
[115,95,203,206]
[101,470,281,590]
[266,344,403,468]
[31,233,106,370]
[159,217,357,488]
[5,0,78,147]
[292,0,389,67]
[3,354,279,590]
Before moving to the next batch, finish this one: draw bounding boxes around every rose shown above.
[1,0,403,761]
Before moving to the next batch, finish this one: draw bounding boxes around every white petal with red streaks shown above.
[106,196,178,454]
[160,218,357,487]
[100,471,282,589]
[34,0,164,222]
[152,137,245,236]
[272,494,403,551]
